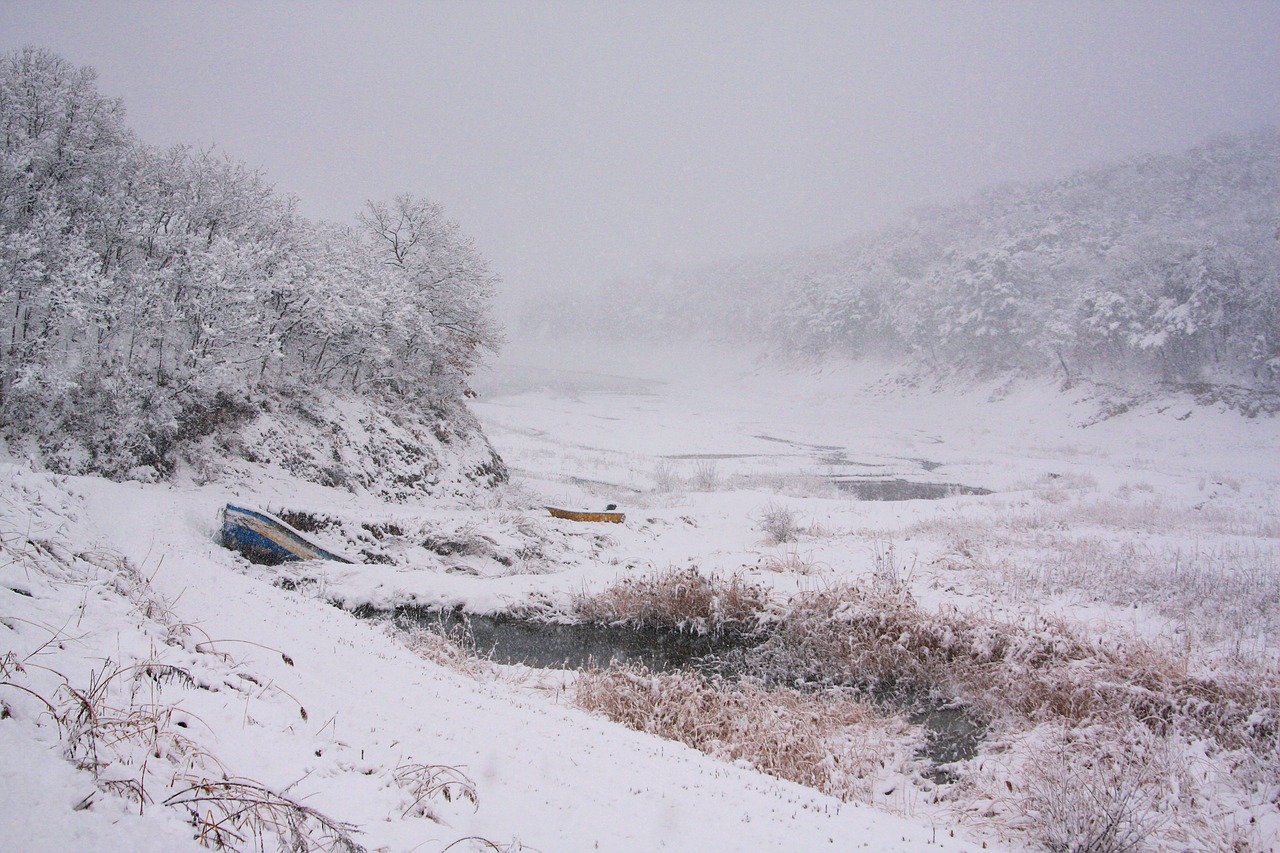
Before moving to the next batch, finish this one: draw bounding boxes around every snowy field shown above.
[3,342,1279,851]
[473,343,1278,653]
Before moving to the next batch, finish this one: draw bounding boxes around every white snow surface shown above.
[3,342,1278,851]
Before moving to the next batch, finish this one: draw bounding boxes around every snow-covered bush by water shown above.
[571,566,770,636]
[574,664,920,806]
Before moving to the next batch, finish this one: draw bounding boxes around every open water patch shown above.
[661,453,782,461]
[365,607,748,672]
[829,478,991,501]
[909,704,984,782]
[360,606,984,774]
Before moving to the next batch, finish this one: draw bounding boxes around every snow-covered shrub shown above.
[651,459,681,492]
[1011,723,1190,853]
[758,549,826,575]
[691,459,720,491]
[572,566,769,636]
[954,720,1256,852]
[757,502,801,545]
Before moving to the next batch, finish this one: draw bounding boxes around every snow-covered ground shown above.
[471,344,1279,648]
[3,342,1278,851]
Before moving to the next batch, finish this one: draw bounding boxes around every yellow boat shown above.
[545,506,625,523]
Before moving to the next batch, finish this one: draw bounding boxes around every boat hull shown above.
[221,504,354,565]
[545,506,625,523]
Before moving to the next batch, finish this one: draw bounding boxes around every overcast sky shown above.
[4,1,1279,307]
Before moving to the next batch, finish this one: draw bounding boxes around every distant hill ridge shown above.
[528,129,1279,401]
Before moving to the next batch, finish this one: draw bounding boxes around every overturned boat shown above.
[220,504,354,565]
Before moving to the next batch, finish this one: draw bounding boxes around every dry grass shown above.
[870,539,914,598]
[758,549,827,575]
[441,838,543,852]
[390,762,479,820]
[41,657,371,853]
[60,661,217,801]
[164,777,364,852]
[925,524,1280,663]
[651,459,681,492]
[10,649,482,852]
[574,664,917,803]
[1,487,513,853]
[744,583,1280,849]
[906,473,1274,540]
[754,584,1280,749]
[691,459,720,492]
[571,566,770,635]
[910,487,1277,544]
[397,618,497,678]
[390,616,550,691]
[76,547,196,646]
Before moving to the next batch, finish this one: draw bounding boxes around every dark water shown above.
[908,704,985,782]
[830,478,992,500]
[375,607,746,671]
[659,435,990,501]
[363,606,984,775]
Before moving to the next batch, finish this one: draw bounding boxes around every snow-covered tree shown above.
[358,194,503,396]
[0,47,504,478]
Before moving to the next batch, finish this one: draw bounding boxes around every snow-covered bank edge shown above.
[5,348,1280,851]
[0,459,993,852]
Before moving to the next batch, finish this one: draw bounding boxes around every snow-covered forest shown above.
[1,47,503,482]
[528,129,1280,396]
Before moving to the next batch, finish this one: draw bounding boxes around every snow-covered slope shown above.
[4,345,1278,851]
[0,430,991,851]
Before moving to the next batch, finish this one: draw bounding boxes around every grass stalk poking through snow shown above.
[164,777,365,852]
[391,762,479,820]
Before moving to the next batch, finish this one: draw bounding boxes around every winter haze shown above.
[4,1,1278,312]
[4,4,1280,853]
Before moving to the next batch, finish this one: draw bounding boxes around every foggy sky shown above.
[4,2,1279,309]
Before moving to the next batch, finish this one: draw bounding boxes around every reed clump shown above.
[571,566,770,635]
[744,582,1280,849]
[574,664,917,803]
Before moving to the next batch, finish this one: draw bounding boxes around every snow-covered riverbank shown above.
[4,346,1277,850]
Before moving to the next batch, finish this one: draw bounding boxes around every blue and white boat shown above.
[220,504,354,565]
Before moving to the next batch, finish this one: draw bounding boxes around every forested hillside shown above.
[528,129,1279,396]
[0,48,505,489]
